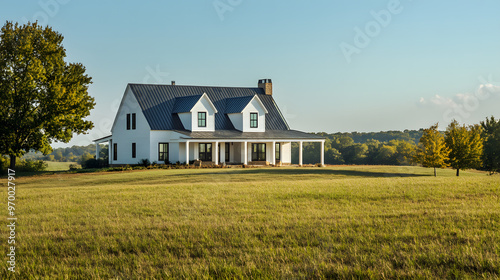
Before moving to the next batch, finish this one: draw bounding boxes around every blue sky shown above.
[2,0,500,148]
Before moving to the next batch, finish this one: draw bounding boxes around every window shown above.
[250,113,258,128]
[252,143,266,161]
[126,114,131,130]
[198,112,206,127]
[132,143,136,158]
[113,143,117,161]
[159,143,169,162]
[199,143,212,161]
[275,143,280,161]
[225,143,230,162]
[132,113,136,130]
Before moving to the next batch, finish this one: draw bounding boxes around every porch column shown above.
[299,141,303,166]
[185,141,190,166]
[321,140,325,167]
[271,141,276,165]
[214,141,219,165]
[244,141,248,165]
[95,143,100,159]
[220,142,225,164]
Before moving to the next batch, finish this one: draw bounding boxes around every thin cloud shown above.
[419,83,500,109]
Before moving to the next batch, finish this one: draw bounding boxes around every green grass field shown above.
[2,166,499,279]
[45,161,78,171]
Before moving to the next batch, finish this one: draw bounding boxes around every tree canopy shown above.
[445,120,483,176]
[414,124,450,176]
[0,21,95,168]
[480,116,500,174]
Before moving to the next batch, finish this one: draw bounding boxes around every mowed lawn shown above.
[1,166,499,279]
[45,161,78,171]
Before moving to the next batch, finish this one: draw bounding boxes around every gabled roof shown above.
[225,96,254,114]
[225,95,268,114]
[128,84,290,131]
[172,93,218,114]
[172,94,202,113]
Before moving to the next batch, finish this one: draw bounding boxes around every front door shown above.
[252,143,266,161]
[199,143,212,161]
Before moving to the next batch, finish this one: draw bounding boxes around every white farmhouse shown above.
[94,79,325,166]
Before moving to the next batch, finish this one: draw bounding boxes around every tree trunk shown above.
[434,167,436,177]
[456,168,459,177]
[9,155,16,170]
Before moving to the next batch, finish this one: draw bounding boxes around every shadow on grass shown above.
[165,167,430,179]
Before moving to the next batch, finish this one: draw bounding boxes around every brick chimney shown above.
[258,79,272,95]
[171,81,176,85]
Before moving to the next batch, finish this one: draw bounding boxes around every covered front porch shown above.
[177,139,325,166]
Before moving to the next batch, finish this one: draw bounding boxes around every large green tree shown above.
[480,116,500,174]
[445,120,483,176]
[414,124,450,177]
[0,21,95,169]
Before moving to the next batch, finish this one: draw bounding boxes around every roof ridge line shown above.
[128,83,262,90]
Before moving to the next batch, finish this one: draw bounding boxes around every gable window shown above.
[198,112,206,127]
[113,143,118,161]
[159,143,169,162]
[126,114,131,130]
[252,143,266,161]
[275,143,280,161]
[250,113,258,128]
[132,113,136,130]
[132,143,136,158]
[199,143,212,161]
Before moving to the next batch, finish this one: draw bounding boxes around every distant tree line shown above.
[295,116,500,176]
[293,130,423,165]
[21,144,108,164]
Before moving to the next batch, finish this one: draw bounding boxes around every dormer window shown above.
[198,112,206,127]
[250,113,258,128]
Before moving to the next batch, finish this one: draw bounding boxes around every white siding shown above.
[110,86,151,165]
[227,113,243,131]
[281,142,292,164]
[191,96,216,132]
[241,98,266,132]
[178,113,191,131]
[149,131,185,163]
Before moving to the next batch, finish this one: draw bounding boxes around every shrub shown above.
[138,159,151,167]
[82,158,109,169]
[133,166,146,170]
[69,164,81,170]
[17,159,48,172]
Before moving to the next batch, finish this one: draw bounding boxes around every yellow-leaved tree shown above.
[445,120,483,177]
[414,123,450,177]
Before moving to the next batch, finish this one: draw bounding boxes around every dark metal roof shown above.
[225,96,254,114]
[172,94,202,113]
[172,130,325,140]
[129,84,290,131]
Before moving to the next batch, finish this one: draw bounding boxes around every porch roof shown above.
[173,129,325,140]
[93,135,112,143]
